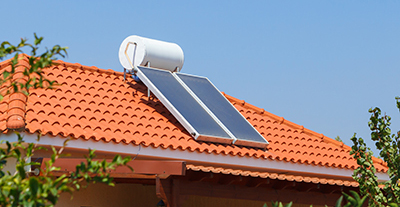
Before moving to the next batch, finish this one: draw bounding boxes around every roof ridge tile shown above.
[6,56,30,130]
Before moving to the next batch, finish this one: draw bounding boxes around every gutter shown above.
[1,132,390,182]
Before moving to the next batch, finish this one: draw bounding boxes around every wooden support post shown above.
[155,177,186,207]
[156,176,170,207]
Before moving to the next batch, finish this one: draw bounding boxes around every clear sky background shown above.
[2,1,400,156]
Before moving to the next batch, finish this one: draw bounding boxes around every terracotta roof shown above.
[0,56,388,173]
[186,164,359,187]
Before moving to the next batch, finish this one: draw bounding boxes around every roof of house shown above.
[187,164,359,187]
[0,56,387,174]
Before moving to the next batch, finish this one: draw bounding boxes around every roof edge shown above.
[187,164,360,187]
[16,132,391,176]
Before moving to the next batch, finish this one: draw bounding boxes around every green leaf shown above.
[34,33,43,46]
[3,71,10,79]
[284,201,293,207]
[29,177,39,196]
[334,196,343,207]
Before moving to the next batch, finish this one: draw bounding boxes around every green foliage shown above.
[0,133,131,207]
[330,191,368,207]
[263,201,293,207]
[0,33,67,100]
[335,136,343,143]
[339,191,368,207]
[350,99,400,206]
[264,191,367,207]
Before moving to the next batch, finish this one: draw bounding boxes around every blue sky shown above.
[2,1,400,155]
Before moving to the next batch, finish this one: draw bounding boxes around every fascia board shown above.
[3,132,389,182]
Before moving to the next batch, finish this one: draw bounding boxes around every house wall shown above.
[56,183,159,207]
[55,182,326,207]
[182,196,325,207]
[3,157,17,175]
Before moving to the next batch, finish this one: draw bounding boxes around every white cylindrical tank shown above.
[119,35,184,72]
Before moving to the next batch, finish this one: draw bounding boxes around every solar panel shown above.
[136,66,233,144]
[176,73,268,148]
[135,66,268,148]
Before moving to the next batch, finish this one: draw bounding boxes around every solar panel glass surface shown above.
[137,66,231,139]
[176,73,268,144]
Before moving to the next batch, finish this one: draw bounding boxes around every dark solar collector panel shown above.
[136,66,233,144]
[176,73,268,148]
[136,66,268,148]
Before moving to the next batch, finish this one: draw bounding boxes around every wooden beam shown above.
[245,177,269,188]
[113,178,155,185]
[217,174,243,185]
[49,171,161,179]
[188,171,214,182]
[39,159,186,178]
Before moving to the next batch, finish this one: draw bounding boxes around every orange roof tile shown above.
[0,56,30,131]
[186,164,359,187]
[0,56,388,173]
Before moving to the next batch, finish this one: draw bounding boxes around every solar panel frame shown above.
[136,66,234,144]
[175,72,269,148]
